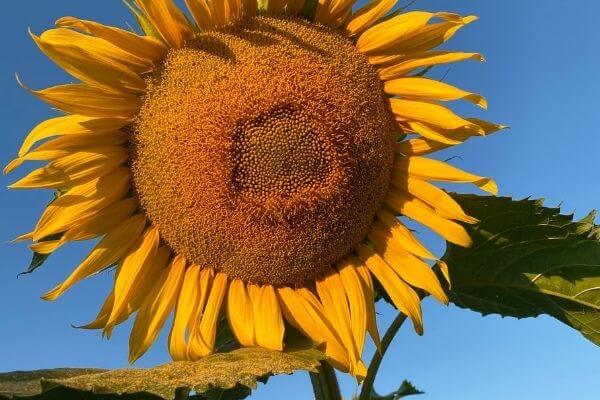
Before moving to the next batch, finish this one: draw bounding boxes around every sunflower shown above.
[7,0,503,378]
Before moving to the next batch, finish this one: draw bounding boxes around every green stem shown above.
[310,361,342,400]
[358,313,408,400]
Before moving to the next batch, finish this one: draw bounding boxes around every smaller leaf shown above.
[371,380,424,399]
[18,233,63,277]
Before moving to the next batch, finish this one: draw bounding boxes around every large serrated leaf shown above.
[443,194,600,345]
[0,348,324,400]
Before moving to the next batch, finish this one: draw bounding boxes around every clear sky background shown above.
[1,1,599,399]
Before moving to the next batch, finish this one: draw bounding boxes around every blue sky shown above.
[1,1,599,399]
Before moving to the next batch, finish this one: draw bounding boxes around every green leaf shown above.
[371,380,424,399]
[0,348,324,400]
[443,194,600,345]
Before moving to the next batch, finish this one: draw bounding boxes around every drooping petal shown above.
[106,226,160,332]
[351,260,381,350]
[277,287,350,372]
[186,268,214,358]
[169,265,201,360]
[251,285,284,351]
[316,271,366,379]
[42,214,146,300]
[135,0,193,48]
[129,254,186,362]
[227,279,255,347]
[357,244,423,334]
[105,246,171,338]
[188,272,228,358]
[338,260,368,355]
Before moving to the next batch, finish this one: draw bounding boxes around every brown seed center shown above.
[131,16,397,286]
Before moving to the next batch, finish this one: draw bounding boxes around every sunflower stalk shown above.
[358,313,408,400]
[310,362,343,400]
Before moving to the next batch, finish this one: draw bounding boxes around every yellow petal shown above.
[189,268,213,336]
[209,0,232,28]
[42,214,146,300]
[55,17,167,63]
[32,169,131,241]
[135,0,193,48]
[227,279,255,347]
[357,244,423,334]
[4,150,69,175]
[385,77,487,109]
[376,15,477,57]
[378,51,484,80]
[397,119,506,155]
[188,272,228,358]
[390,98,482,132]
[351,260,381,350]
[129,254,186,362]
[338,261,368,355]
[185,0,215,30]
[251,285,284,351]
[9,147,128,190]
[31,29,146,93]
[367,228,448,304]
[107,226,160,331]
[356,11,438,54]
[17,115,128,158]
[386,189,473,247]
[345,0,397,36]
[375,208,435,259]
[105,245,171,338]
[316,271,366,379]
[21,81,140,118]
[169,265,201,360]
[78,290,115,330]
[277,287,350,372]
[63,197,138,243]
[395,177,479,224]
[32,131,128,153]
[394,156,498,194]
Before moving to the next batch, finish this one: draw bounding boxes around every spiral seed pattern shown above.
[131,16,397,286]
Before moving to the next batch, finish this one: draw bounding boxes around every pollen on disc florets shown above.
[131,16,397,287]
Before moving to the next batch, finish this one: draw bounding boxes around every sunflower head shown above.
[8,0,503,379]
